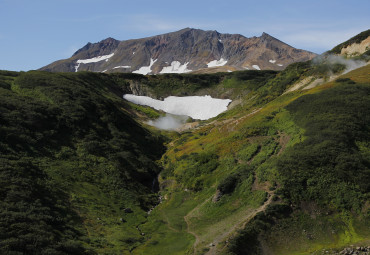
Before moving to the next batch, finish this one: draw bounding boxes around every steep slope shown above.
[122,31,370,255]
[328,29,370,57]
[131,64,370,255]
[40,28,316,74]
[3,64,369,255]
[0,71,165,254]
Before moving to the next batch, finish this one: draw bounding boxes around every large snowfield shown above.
[123,94,232,120]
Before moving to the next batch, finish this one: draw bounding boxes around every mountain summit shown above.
[40,28,316,74]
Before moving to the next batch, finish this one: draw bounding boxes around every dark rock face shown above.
[72,37,120,58]
[40,28,317,74]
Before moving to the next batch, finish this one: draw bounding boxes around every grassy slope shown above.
[0,69,280,254]
[130,65,370,255]
[228,65,370,255]
[1,58,369,254]
[0,71,165,254]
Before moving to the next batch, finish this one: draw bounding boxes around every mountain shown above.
[1,30,370,254]
[40,28,316,74]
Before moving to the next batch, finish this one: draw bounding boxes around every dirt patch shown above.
[176,121,199,132]
[284,76,315,93]
[302,78,324,90]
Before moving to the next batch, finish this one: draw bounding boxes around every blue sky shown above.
[0,0,369,71]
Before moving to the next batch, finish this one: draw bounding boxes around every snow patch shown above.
[75,53,114,72]
[207,58,228,68]
[123,94,232,120]
[133,58,157,75]
[277,64,283,67]
[133,52,135,55]
[269,59,276,64]
[160,61,192,74]
[218,39,222,43]
[252,65,261,70]
[113,66,131,69]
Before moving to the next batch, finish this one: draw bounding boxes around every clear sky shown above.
[0,0,369,71]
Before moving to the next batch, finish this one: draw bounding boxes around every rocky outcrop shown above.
[128,80,156,98]
[40,28,316,74]
[340,36,370,57]
[339,246,370,255]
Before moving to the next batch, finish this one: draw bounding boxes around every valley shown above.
[0,29,369,255]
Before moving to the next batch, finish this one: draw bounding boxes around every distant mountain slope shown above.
[40,28,316,74]
[328,29,370,56]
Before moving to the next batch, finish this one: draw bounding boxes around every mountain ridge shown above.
[40,28,316,74]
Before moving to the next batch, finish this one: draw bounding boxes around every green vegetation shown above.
[228,204,292,254]
[140,64,370,254]
[107,69,280,100]
[1,44,370,254]
[227,78,370,254]
[127,102,162,119]
[279,82,370,210]
[0,71,164,254]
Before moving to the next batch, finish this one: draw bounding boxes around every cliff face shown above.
[40,28,316,74]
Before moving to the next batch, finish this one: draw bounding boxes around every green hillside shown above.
[328,29,370,54]
[131,64,370,255]
[0,71,165,254]
[1,33,370,254]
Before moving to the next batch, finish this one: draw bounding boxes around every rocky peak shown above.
[260,32,284,44]
[41,28,317,73]
[72,37,120,59]
[261,32,271,38]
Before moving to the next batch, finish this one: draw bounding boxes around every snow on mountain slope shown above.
[207,58,228,68]
[75,53,114,72]
[160,61,192,73]
[252,65,261,70]
[113,66,131,69]
[40,28,317,74]
[133,58,157,75]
